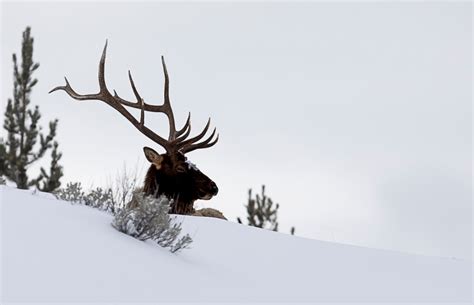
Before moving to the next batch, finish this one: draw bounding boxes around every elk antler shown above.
[49,41,218,155]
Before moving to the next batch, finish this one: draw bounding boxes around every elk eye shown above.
[176,165,187,173]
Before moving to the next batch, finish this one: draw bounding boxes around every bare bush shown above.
[106,165,141,213]
[112,192,193,253]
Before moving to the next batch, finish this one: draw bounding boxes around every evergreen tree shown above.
[237,185,295,235]
[0,27,63,191]
[38,141,63,192]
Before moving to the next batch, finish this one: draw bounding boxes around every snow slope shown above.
[1,186,471,303]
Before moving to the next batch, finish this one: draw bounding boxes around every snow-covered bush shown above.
[54,182,85,203]
[54,182,115,213]
[85,187,115,212]
[0,176,5,185]
[112,192,192,253]
[54,166,141,214]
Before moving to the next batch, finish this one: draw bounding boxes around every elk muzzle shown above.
[198,181,218,200]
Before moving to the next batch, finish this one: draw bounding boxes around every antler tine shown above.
[177,118,211,150]
[176,112,191,138]
[49,42,111,100]
[127,70,146,126]
[175,122,192,143]
[198,127,217,147]
[182,131,219,154]
[50,41,172,152]
[49,76,97,99]
[161,56,177,141]
[113,70,144,124]
[138,93,145,126]
[114,71,142,103]
[110,58,179,142]
[51,42,219,155]
[98,40,109,93]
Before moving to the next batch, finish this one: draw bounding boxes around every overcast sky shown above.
[1,1,471,259]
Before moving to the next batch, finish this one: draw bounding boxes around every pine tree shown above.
[0,27,63,191]
[237,185,295,235]
[38,141,63,192]
[238,185,280,231]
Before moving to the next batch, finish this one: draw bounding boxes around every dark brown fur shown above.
[143,152,218,215]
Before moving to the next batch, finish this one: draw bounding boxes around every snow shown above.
[185,159,199,171]
[1,186,471,303]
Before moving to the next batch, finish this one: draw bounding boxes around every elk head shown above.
[50,42,219,214]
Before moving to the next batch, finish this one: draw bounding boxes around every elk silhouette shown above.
[50,42,220,216]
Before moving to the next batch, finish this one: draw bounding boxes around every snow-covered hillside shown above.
[1,186,471,302]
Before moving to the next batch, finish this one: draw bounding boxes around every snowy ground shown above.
[1,186,471,303]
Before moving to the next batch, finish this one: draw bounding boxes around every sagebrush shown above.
[54,182,115,213]
[54,166,141,214]
[112,192,192,253]
[55,178,192,253]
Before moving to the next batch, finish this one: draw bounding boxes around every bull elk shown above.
[50,42,221,216]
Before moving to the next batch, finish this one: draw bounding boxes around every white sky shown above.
[1,1,471,259]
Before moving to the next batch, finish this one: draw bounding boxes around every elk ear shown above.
[143,147,164,169]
